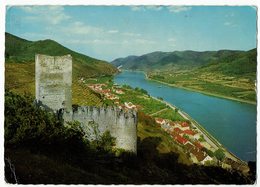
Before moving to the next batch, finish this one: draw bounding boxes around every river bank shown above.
[143,73,256,105]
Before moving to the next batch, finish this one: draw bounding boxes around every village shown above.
[79,77,248,171]
[86,82,138,110]
[155,118,215,165]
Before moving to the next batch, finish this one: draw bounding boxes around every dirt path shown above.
[150,108,168,116]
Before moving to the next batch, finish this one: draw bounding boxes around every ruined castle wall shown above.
[35,54,137,153]
[63,106,137,153]
[35,54,72,111]
[110,109,137,152]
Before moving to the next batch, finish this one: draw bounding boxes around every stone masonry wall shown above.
[35,54,72,111]
[62,106,137,153]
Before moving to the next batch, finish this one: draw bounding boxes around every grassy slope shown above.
[5,32,117,77]
[5,32,118,106]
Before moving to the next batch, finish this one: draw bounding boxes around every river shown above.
[114,71,256,161]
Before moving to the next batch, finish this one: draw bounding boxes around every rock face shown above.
[36,54,137,153]
[35,54,72,112]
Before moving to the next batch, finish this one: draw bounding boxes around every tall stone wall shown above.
[62,106,137,153]
[35,54,72,112]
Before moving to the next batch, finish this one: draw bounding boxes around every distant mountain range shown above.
[111,49,256,76]
[5,32,118,77]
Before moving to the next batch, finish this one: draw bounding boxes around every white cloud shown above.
[167,6,192,13]
[224,21,237,27]
[146,6,163,11]
[134,39,156,45]
[19,6,35,13]
[20,6,70,25]
[224,22,231,26]
[168,38,176,47]
[168,38,176,42]
[108,30,119,34]
[225,12,235,18]
[131,6,163,12]
[63,21,103,35]
[130,6,145,12]
[122,32,141,37]
[64,39,116,45]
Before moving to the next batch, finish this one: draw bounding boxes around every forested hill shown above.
[111,49,257,76]
[5,32,118,77]
[197,48,256,77]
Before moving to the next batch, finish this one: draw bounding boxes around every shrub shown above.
[4,90,86,150]
[214,149,225,161]
[90,131,116,153]
[138,111,156,127]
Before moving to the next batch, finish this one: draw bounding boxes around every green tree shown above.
[214,149,225,161]
[157,97,163,101]
[91,131,116,152]
[174,108,179,118]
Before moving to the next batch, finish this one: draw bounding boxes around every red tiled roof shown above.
[181,122,189,127]
[190,148,207,162]
[175,135,188,145]
[194,141,203,149]
[183,129,196,136]
[102,89,110,93]
[185,142,194,151]
[174,127,183,134]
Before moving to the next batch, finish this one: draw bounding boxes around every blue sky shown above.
[6,6,257,61]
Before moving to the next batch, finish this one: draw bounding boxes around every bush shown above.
[202,147,214,157]
[214,149,225,161]
[134,87,148,95]
[138,111,156,126]
[157,97,163,100]
[122,84,132,89]
[4,90,86,150]
[90,131,116,153]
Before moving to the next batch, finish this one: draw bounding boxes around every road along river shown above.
[114,71,256,162]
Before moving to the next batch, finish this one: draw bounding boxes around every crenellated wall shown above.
[61,106,137,153]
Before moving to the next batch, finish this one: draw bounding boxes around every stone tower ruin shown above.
[35,54,72,112]
[35,54,137,153]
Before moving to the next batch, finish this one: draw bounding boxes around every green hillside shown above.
[198,48,257,78]
[5,32,117,77]
[5,33,118,106]
[111,50,248,71]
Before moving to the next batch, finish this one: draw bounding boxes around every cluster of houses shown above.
[87,83,137,110]
[155,118,214,165]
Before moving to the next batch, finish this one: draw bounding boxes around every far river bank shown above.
[140,71,256,105]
